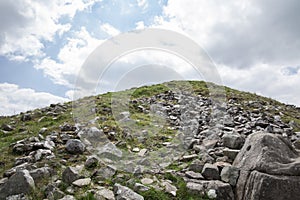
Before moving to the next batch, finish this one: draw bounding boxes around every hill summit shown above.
[0,81,300,200]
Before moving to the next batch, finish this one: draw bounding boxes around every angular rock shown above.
[85,156,99,168]
[113,183,144,200]
[62,166,81,184]
[0,170,35,199]
[185,171,204,180]
[65,139,85,154]
[220,166,240,186]
[161,181,177,196]
[201,163,220,180]
[188,159,205,173]
[72,178,91,187]
[1,124,14,131]
[223,148,240,161]
[186,180,234,200]
[222,132,245,149]
[59,195,76,200]
[233,132,300,200]
[95,188,115,200]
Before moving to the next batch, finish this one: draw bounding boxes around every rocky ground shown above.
[0,81,300,200]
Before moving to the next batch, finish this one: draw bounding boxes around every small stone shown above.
[223,148,240,161]
[114,183,144,200]
[185,171,204,180]
[94,188,115,200]
[62,167,81,184]
[141,178,153,185]
[162,181,177,197]
[201,163,220,180]
[134,183,150,192]
[132,147,140,152]
[72,178,91,187]
[189,159,205,173]
[1,124,14,131]
[222,132,245,149]
[207,189,217,199]
[65,139,85,154]
[85,156,98,169]
[220,166,240,186]
[59,195,76,200]
[180,154,198,162]
[138,149,148,157]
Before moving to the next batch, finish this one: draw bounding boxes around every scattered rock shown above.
[65,139,85,154]
[222,132,245,149]
[85,156,99,168]
[94,188,115,200]
[220,166,240,186]
[62,166,82,184]
[0,170,35,199]
[186,180,234,200]
[114,183,144,200]
[201,163,220,180]
[72,178,91,187]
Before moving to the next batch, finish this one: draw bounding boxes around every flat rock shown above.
[72,178,91,187]
[114,183,144,200]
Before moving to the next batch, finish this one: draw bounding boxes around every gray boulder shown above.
[62,166,81,184]
[201,163,220,180]
[0,170,35,199]
[233,132,300,200]
[222,132,245,149]
[65,139,85,154]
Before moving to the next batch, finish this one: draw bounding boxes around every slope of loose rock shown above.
[0,80,299,199]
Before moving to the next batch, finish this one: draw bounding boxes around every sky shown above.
[0,0,300,116]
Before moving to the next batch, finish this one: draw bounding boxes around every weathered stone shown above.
[222,132,245,149]
[233,132,300,200]
[114,183,144,200]
[60,123,76,132]
[72,178,91,187]
[220,166,240,186]
[45,184,65,200]
[65,139,85,154]
[21,114,31,121]
[161,181,177,196]
[85,156,99,168]
[29,167,53,183]
[6,194,28,200]
[185,171,204,180]
[59,195,76,200]
[94,188,115,200]
[96,165,117,180]
[62,166,81,184]
[223,148,240,161]
[1,124,14,131]
[134,183,149,192]
[186,180,234,200]
[141,178,153,185]
[188,159,205,173]
[201,163,220,180]
[0,170,35,199]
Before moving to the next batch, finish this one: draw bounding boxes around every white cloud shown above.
[218,63,300,106]
[35,27,104,86]
[0,0,101,61]
[148,0,300,106]
[0,83,69,116]
[100,23,121,37]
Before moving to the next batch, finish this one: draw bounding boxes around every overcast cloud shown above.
[0,0,299,115]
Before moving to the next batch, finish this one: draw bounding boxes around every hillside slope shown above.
[0,80,300,199]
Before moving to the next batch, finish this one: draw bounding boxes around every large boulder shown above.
[233,132,300,200]
[0,170,35,199]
